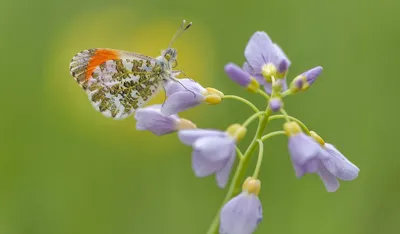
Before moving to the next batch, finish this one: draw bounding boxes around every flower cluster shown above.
[134,31,359,234]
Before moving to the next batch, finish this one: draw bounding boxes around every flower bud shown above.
[283,121,302,136]
[202,87,224,105]
[242,177,261,195]
[269,97,283,112]
[290,66,323,93]
[226,123,247,142]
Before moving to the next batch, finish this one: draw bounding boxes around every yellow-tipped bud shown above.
[204,94,222,105]
[261,63,277,82]
[283,121,302,136]
[242,177,261,195]
[205,87,224,97]
[310,131,325,146]
[202,87,224,105]
[177,118,197,130]
[246,77,260,93]
[226,123,247,142]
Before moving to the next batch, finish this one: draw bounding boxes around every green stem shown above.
[252,140,264,179]
[236,147,244,161]
[242,111,265,127]
[223,95,260,113]
[261,130,286,142]
[281,89,292,97]
[268,115,311,135]
[280,109,290,122]
[257,89,270,100]
[206,107,272,234]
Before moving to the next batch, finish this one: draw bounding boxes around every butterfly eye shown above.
[165,54,171,61]
[172,60,178,68]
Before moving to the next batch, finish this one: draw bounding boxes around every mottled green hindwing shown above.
[81,55,164,119]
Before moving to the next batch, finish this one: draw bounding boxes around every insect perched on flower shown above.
[69,20,192,119]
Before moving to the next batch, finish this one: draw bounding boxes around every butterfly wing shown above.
[69,48,164,119]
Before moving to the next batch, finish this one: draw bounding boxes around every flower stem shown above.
[261,130,286,142]
[268,115,311,135]
[257,89,270,100]
[242,111,265,127]
[223,95,260,113]
[236,147,244,161]
[280,109,290,122]
[206,107,272,234]
[281,89,292,97]
[252,140,264,179]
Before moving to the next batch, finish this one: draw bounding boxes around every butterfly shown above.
[69,20,192,119]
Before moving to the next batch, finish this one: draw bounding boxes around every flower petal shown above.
[178,129,226,146]
[220,193,263,234]
[164,78,205,97]
[193,136,235,162]
[321,144,359,181]
[161,91,204,116]
[225,63,251,87]
[216,149,236,188]
[244,32,274,73]
[288,133,321,165]
[317,162,340,192]
[135,107,178,136]
[192,150,226,177]
[272,43,291,71]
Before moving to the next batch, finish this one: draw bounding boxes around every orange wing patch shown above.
[69,48,120,84]
[85,49,119,80]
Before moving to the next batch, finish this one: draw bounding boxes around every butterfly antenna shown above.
[168,20,192,48]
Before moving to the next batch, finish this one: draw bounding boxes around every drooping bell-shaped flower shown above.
[178,124,246,188]
[220,177,263,234]
[135,104,196,136]
[161,78,224,116]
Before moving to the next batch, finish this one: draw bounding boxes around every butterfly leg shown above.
[169,77,197,98]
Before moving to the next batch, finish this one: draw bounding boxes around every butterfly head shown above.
[163,48,178,68]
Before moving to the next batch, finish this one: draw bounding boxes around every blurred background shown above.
[1,0,399,233]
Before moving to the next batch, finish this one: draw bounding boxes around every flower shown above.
[135,104,196,136]
[161,78,224,116]
[309,131,360,192]
[284,122,321,178]
[284,122,360,192]
[178,124,246,188]
[244,32,291,94]
[224,63,259,93]
[290,66,323,93]
[220,178,263,234]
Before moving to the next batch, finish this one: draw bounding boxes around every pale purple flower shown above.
[224,63,252,87]
[244,32,291,94]
[161,79,206,116]
[286,123,359,192]
[178,129,236,188]
[135,105,195,136]
[316,143,359,192]
[287,132,322,177]
[220,178,262,234]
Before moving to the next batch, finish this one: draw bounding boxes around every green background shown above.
[1,0,398,233]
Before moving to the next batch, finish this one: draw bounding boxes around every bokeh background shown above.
[1,0,399,233]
